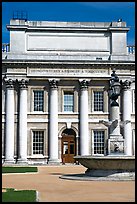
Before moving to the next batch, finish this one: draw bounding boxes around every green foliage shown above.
[2,189,36,202]
[2,166,38,174]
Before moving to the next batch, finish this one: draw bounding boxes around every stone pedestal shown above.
[108,103,124,155]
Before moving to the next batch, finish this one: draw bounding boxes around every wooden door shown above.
[61,135,76,164]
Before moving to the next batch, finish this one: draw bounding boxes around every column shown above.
[122,80,132,156]
[48,79,59,163]
[5,79,15,163]
[17,79,28,163]
[79,80,89,155]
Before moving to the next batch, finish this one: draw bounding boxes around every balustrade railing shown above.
[127,45,135,54]
[2,43,10,52]
[2,43,135,55]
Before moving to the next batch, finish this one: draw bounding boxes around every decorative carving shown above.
[4,78,14,88]
[99,119,118,128]
[109,140,124,154]
[49,79,58,89]
[80,80,89,90]
[120,80,131,90]
[18,79,28,88]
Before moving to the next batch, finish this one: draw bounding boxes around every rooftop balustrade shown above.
[2,43,10,52]
[2,43,135,56]
[127,45,135,55]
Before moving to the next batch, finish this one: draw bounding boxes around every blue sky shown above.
[2,2,135,45]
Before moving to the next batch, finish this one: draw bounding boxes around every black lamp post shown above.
[109,70,121,107]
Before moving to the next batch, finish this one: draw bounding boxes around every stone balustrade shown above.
[127,45,135,54]
[2,43,10,52]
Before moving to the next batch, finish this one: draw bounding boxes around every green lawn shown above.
[2,166,38,174]
[2,188,37,202]
[2,166,38,202]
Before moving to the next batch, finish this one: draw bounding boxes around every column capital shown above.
[49,79,58,89]
[4,78,15,89]
[18,79,29,89]
[79,80,89,90]
[120,80,131,90]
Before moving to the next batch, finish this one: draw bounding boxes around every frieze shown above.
[27,68,109,77]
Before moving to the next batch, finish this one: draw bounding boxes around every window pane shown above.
[94,91,104,111]
[64,92,74,112]
[63,142,68,154]
[33,131,44,155]
[94,131,104,154]
[34,91,44,111]
[70,143,74,154]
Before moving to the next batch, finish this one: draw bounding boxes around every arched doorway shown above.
[61,128,76,164]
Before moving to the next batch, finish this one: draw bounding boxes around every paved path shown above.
[2,165,135,202]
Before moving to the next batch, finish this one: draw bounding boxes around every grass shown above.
[2,188,37,202]
[2,166,38,174]
[2,166,38,202]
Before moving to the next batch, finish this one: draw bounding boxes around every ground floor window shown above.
[33,131,44,155]
[93,130,105,155]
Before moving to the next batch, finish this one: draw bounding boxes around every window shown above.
[34,90,44,111]
[33,131,44,155]
[93,130,104,155]
[64,92,74,112]
[94,91,104,111]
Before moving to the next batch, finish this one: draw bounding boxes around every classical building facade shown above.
[2,19,135,165]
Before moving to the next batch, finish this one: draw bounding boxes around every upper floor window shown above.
[93,130,104,155]
[64,92,74,112]
[34,90,44,111]
[33,131,44,155]
[94,91,104,111]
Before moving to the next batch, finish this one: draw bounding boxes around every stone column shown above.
[122,80,132,156]
[17,79,28,163]
[5,79,15,163]
[79,80,89,155]
[48,79,59,163]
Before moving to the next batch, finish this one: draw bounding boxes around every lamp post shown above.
[109,69,121,107]
[108,69,124,155]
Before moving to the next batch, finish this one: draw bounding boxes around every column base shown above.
[48,158,61,165]
[4,159,16,165]
[17,159,28,165]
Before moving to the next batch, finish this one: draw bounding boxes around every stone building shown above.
[2,19,135,165]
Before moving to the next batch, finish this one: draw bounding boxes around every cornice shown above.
[2,60,135,69]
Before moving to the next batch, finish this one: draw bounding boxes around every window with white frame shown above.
[64,92,74,112]
[33,131,44,155]
[93,130,104,154]
[33,90,44,111]
[93,91,104,111]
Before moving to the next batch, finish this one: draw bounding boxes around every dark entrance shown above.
[61,128,76,164]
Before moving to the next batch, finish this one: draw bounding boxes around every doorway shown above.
[61,128,76,164]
